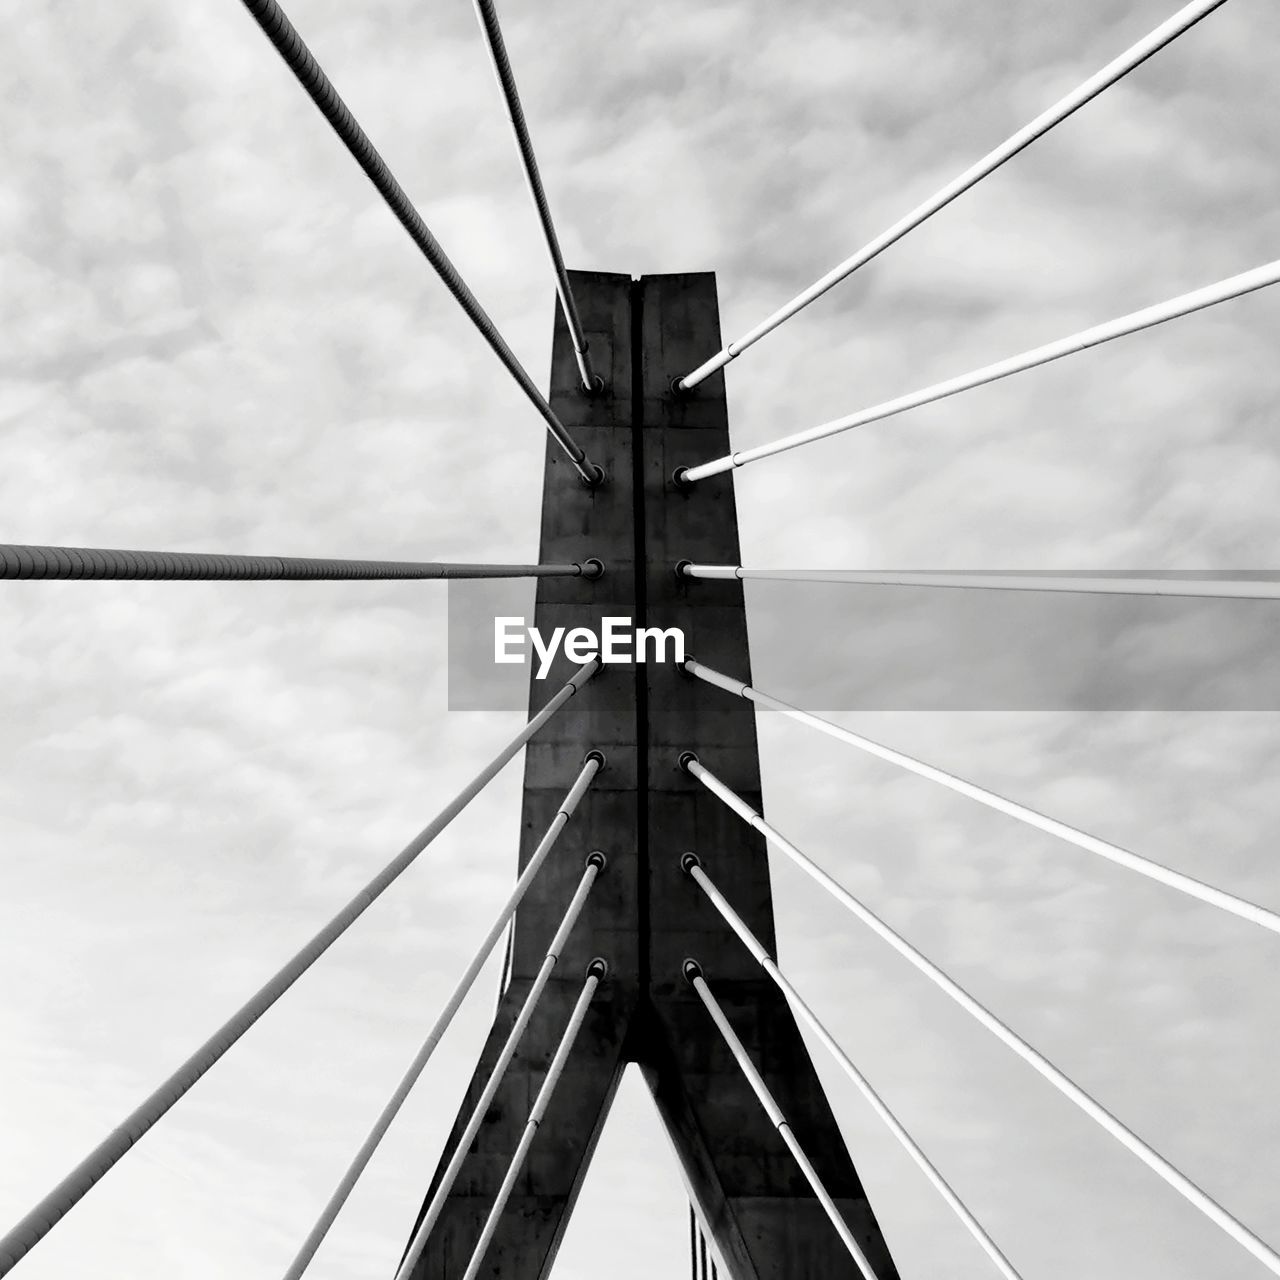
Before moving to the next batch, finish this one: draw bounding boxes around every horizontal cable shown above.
[680,259,1280,482]
[0,543,600,582]
[677,0,1229,390]
[681,565,1280,600]
[472,0,597,391]
[0,661,597,1276]
[683,658,1280,937]
[394,851,605,1280]
[684,854,1022,1280]
[284,762,602,1280]
[685,963,880,1280]
[460,961,606,1280]
[683,756,1280,1276]
[237,0,600,484]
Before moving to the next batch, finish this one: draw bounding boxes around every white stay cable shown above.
[686,962,882,1280]
[282,752,603,1278]
[684,853,1022,1280]
[683,660,1280,938]
[459,962,607,1280]
[677,0,1230,390]
[682,755,1280,1276]
[680,260,1280,482]
[393,852,606,1280]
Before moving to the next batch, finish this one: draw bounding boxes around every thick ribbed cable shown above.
[677,0,1229,389]
[0,661,598,1275]
[393,853,605,1280]
[686,964,881,1280]
[458,962,605,1280]
[471,0,596,391]
[236,0,599,484]
[0,544,599,581]
[683,658,1280,937]
[683,757,1280,1276]
[282,764,602,1279]
[684,855,1021,1280]
[681,259,1280,481]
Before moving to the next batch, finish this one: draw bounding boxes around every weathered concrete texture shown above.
[403,274,640,1280]
[638,274,901,1280]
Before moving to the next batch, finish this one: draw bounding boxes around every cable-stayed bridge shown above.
[2,1,1278,1277]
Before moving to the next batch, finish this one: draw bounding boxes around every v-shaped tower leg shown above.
[397,273,643,1279]
[400,273,900,1280]
[635,274,900,1280]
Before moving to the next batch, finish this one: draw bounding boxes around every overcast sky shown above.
[2,0,1279,1277]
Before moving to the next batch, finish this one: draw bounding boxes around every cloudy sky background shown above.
[2,0,1279,1277]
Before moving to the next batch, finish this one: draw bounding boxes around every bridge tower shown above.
[401,272,901,1280]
